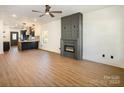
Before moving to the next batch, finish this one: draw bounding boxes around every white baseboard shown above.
[83,58,124,69]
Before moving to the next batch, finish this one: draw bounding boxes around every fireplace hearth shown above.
[61,13,83,60]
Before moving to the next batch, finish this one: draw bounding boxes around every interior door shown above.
[10,32,18,46]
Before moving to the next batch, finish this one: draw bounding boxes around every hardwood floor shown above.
[0,47,124,87]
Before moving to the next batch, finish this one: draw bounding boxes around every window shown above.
[42,31,48,44]
[12,33,17,40]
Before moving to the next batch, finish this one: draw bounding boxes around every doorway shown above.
[10,32,18,46]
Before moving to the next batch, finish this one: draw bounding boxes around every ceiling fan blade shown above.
[49,13,55,17]
[50,11,62,13]
[45,5,51,12]
[39,14,45,17]
[32,10,42,13]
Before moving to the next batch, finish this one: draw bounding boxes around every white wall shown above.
[83,6,124,68]
[40,20,61,53]
[40,6,124,68]
[0,20,3,54]
[3,25,10,41]
[3,26,20,42]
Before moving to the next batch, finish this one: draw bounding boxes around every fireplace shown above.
[64,45,75,53]
[61,13,83,60]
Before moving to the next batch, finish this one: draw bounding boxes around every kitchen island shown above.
[18,40,39,51]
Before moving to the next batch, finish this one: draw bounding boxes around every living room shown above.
[0,5,124,88]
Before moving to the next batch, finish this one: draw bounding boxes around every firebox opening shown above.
[64,45,75,53]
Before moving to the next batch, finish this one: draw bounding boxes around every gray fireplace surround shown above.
[60,13,83,60]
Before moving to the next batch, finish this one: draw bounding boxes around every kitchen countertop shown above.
[18,40,39,43]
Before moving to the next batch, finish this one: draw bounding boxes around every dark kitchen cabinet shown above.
[18,41,39,51]
[3,42,10,52]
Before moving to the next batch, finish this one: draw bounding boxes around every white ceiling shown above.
[0,5,113,25]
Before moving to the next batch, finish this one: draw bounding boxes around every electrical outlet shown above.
[102,54,105,58]
[111,56,114,59]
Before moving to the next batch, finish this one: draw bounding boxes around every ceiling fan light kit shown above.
[45,12,49,15]
[32,5,62,18]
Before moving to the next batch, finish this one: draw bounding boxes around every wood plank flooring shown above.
[0,47,124,87]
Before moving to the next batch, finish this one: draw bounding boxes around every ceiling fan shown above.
[32,5,62,17]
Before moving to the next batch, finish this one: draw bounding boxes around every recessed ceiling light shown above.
[12,14,17,18]
[34,18,37,22]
